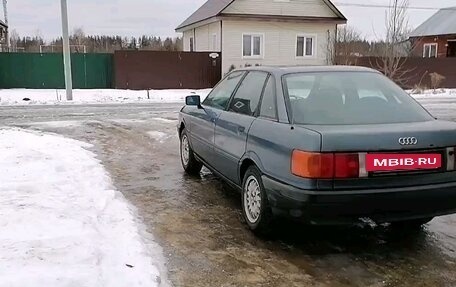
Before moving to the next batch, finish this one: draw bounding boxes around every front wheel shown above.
[180,129,202,175]
[241,166,273,234]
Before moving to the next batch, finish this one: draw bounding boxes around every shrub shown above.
[411,84,427,95]
[429,72,446,92]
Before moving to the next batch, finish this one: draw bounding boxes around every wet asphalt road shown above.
[1,98,456,287]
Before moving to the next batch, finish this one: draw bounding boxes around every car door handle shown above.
[238,126,245,133]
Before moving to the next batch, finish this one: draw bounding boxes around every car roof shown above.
[233,65,380,76]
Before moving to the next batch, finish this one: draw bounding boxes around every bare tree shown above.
[326,25,368,65]
[9,29,19,51]
[71,27,86,53]
[335,25,365,65]
[325,28,336,65]
[375,0,414,85]
[429,72,445,92]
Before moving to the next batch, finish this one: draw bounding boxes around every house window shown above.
[243,34,263,58]
[296,35,316,57]
[190,37,194,52]
[423,43,437,58]
[212,34,217,50]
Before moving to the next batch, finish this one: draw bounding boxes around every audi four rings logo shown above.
[398,137,418,145]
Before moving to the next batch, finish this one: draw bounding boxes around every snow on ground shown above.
[0,129,168,287]
[151,118,177,124]
[0,88,212,106]
[111,119,147,124]
[147,131,169,143]
[0,87,453,106]
[28,120,83,128]
[409,89,456,99]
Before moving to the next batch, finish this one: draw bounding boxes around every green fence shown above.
[0,53,113,89]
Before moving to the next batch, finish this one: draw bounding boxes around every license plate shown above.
[366,154,442,172]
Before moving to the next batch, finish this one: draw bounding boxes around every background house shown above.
[409,7,456,58]
[176,0,346,73]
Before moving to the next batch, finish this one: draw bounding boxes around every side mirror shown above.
[186,95,202,108]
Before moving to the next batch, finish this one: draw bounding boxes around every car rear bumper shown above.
[262,175,456,225]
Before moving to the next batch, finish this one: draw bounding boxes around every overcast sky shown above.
[1,0,455,40]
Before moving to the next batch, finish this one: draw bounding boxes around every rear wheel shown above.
[241,166,273,234]
[180,129,202,176]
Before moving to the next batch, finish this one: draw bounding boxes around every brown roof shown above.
[176,0,233,30]
[176,0,346,31]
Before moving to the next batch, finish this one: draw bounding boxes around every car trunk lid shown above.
[301,120,456,190]
[307,120,455,152]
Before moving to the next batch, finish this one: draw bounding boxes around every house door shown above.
[447,41,456,57]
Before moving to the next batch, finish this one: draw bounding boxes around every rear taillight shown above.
[291,150,360,179]
[291,151,333,179]
[334,153,359,178]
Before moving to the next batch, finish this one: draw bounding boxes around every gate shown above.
[114,51,221,90]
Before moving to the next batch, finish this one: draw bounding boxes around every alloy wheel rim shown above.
[244,175,261,223]
[181,135,190,166]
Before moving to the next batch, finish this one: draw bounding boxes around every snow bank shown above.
[0,87,454,106]
[0,88,212,106]
[0,129,168,287]
[409,89,456,99]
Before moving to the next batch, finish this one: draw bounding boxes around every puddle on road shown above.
[2,107,456,287]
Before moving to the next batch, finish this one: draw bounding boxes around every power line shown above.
[334,2,456,11]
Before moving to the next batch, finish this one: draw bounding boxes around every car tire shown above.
[180,129,202,176]
[390,217,434,229]
[241,166,273,234]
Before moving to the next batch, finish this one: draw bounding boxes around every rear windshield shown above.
[283,72,434,125]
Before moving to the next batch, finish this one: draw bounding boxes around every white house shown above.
[176,0,347,74]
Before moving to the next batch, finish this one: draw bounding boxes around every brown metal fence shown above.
[114,51,221,90]
[340,57,456,89]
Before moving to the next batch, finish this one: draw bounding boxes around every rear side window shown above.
[259,77,277,120]
[228,71,268,116]
[203,71,244,110]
